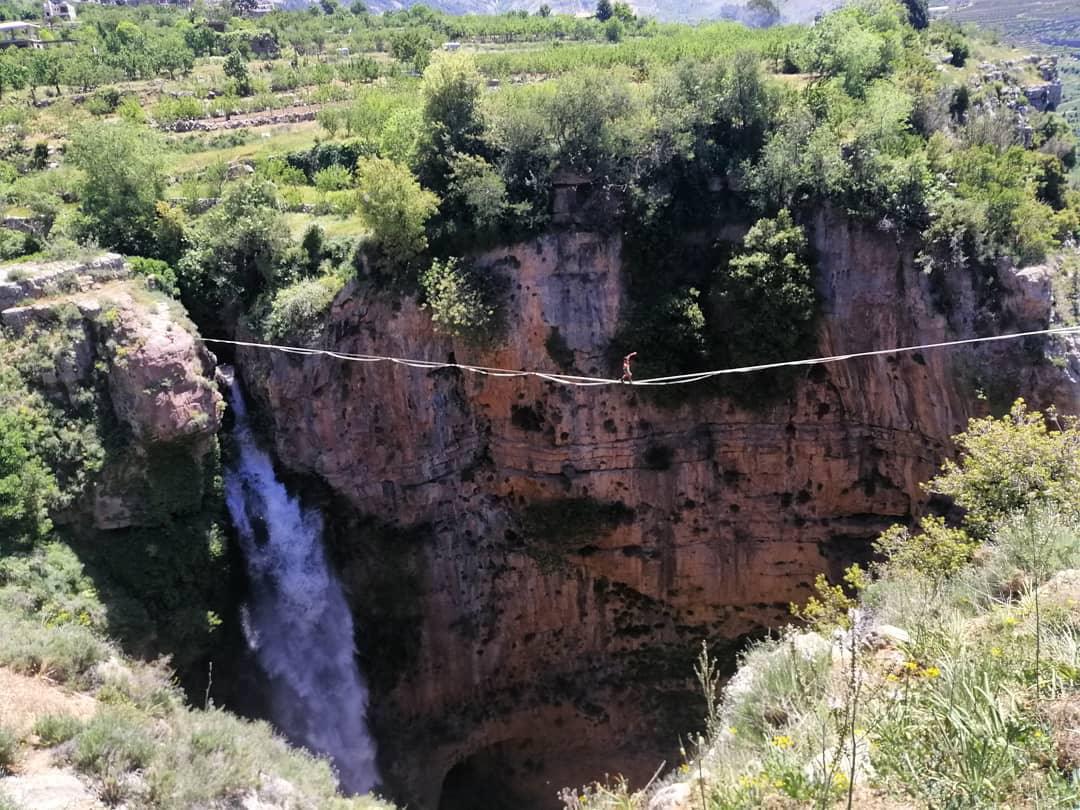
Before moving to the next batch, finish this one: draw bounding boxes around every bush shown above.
[711,209,816,368]
[419,257,504,343]
[313,164,353,192]
[33,713,83,747]
[929,400,1080,539]
[0,725,18,775]
[0,617,109,685]
[71,707,155,779]
[263,275,345,342]
[355,156,439,271]
[153,95,205,126]
[129,257,179,298]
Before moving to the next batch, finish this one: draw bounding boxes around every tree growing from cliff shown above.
[0,372,58,553]
[354,157,439,273]
[420,257,504,343]
[710,209,816,368]
[178,179,288,323]
[68,122,165,255]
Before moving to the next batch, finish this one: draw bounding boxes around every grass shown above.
[283,210,368,240]
[0,614,110,689]
[164,121,331,174]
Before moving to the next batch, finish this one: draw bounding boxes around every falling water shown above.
[222,368,378,795]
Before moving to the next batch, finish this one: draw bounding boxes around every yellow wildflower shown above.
[771,735,794,750]
[903,660,919,671]
[990,647,1002,657]
[1004,616,1019,627]
[885,673,899,682]
[921,666,941,679]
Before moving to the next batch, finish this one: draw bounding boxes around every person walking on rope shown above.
[621,352,638,383]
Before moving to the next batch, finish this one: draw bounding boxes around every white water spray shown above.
[222,368,378,795]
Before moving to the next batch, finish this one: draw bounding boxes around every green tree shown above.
[537,4,552,16]
[447,153,512,233]
[155,35,195,80]
[350,0,368,14]
[61,47,111,92]
[612,1,635,22]
[901,0,929,30]
[711,209,817,367]
[355,156,439,271]
[223,49,251,96]
[419,53,486,188]
[746,0,780,26]
[178,180,287,324]
[929,400,1080,539]
[389,28,434,73]
[26,48,62,100]
[0,52,27,100]
[596,0,613,22]
[545,68,641,177]
[420,257,504,343]
[0,374,58,553]
[68,122,165,255]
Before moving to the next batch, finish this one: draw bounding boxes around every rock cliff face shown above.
[239,211,1079,809]
[0,255,222,530]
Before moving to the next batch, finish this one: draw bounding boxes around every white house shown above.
[43,1,77,22]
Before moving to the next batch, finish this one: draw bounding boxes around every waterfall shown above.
[222,368,379,795]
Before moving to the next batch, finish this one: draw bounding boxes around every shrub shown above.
[33,713,83,747]
[419,257,504,343]
[874,516,978,580]
[0,724,18,775]
[929,400,1080,539]
[153,96,205,126]
[129,257,179,298]
[313,164,353,192]
[711,209,816,368]
[0,618,109,685]
[263,275,345,342]
[71,707,155,780]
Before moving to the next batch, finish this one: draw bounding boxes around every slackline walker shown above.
[200,325,1080,390]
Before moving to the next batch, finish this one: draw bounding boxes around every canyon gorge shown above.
[4,206,1077,810]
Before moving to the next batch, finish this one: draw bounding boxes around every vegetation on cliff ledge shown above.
[566,400,1080,809]
[0,0,1074,380]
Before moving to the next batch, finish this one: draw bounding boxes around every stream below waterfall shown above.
[221,367,379,795]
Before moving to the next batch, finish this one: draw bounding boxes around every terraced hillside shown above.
[942,0,1080,137]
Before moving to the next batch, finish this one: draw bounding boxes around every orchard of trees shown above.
[0,0,1075,395]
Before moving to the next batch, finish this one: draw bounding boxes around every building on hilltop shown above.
[43,0,77,22]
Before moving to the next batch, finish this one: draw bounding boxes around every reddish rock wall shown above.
[240,212,1078,809]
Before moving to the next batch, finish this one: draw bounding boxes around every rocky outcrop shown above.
[1,256,222,531]
[240,213,1077,809]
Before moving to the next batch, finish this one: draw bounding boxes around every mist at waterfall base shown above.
[222,370,379,795]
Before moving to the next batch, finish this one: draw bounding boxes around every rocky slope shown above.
[0,254,222,532]
[238,209,1080,809]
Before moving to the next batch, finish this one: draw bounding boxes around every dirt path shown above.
[0,668,102,810]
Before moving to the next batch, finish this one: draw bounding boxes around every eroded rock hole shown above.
[438,744,535,810]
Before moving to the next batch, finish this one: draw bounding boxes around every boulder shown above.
[648,782,693,810]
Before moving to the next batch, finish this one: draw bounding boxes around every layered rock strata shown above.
[240,212,1078,809]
